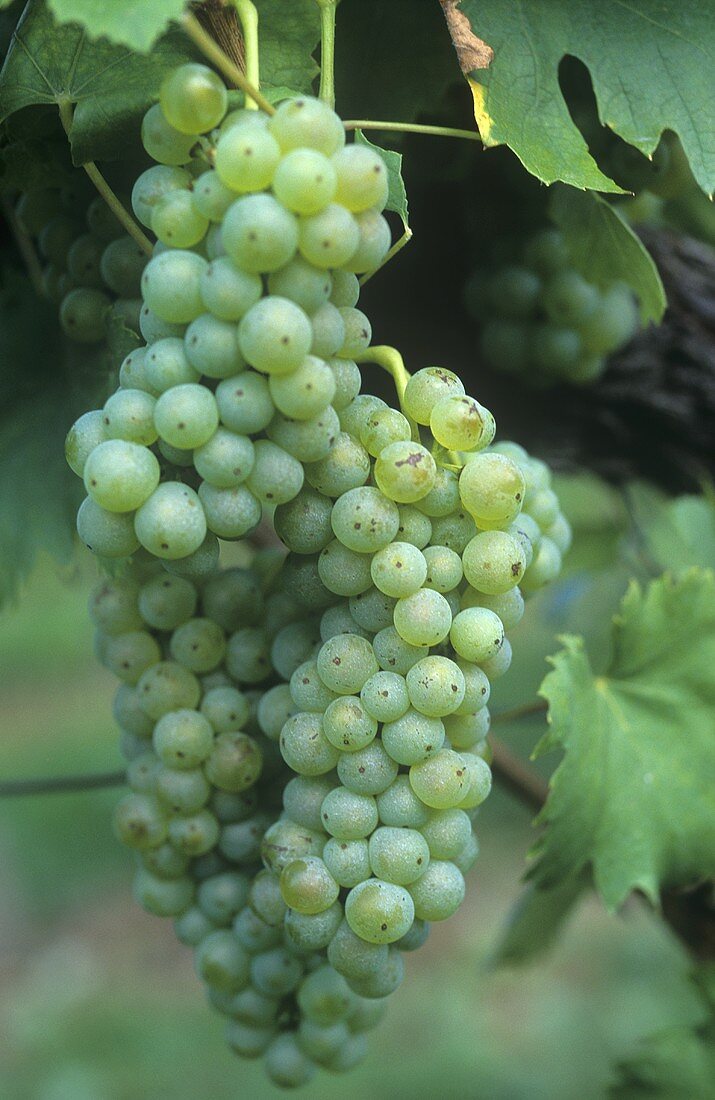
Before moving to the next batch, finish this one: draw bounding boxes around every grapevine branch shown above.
[0,768,126,797]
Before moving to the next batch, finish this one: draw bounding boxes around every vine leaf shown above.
[446,0,715,196]
[355,130,409,230]
[254,0,320,94]
[625,485,715,573]
[531,571,715,910]
[0,0,196,163]
[47,0,184,51]
[549,186,666,324]
[492,872,588,965]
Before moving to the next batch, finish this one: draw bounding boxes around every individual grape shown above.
[271,405,342,464]
[169,808,221,856]
[372,625,428,676]
[197,877,253,929]
[280,856,339,914]
[202,567,263,631]
[199,256,262,321]
[154,383,219,449]
[60,287,110,342]
[414,467,460,519]
[269,356,336,420]
[102,389,157,447]
[141,250,207,323]
[169,617,226,674]
[337,306,372,357]
[65,410,107,477]
[407,860,465,921]
[220,814,271,863]
[250,947,304,998]
[523,228,569,275]
[215,124,281,191]
[283,774,336,831]
[195,928,250,995]
[113,683,154,738]
[261,818,326,874]
[520,536,562,591]
[381,709,445,767]
[113,792,167,850]
[542,269,599,326]
[140,837,188,877]
[162,532,220,578]
[156,764,211,814]
[323,695,378,752]
[225,627,271,683]
[459,452,525,527]
[226,1019,275,1059]
[100,236,147,297]
[136,661,201,719]
[318,540,373,597]
[449,607,504,664]
[160,63,228,134]
[420,544,462,594]
[222,194,298,273]
[327,919,388,981]
[152,189,208,248]
[67,233,104,288]
[330,486,399,554]
[580,283,638,354]
[344,208,391,274]
[359,671,409,723]
[320,838,370,889]
[191,428,255,489]
[280,553,335,610]
[316,633,379,695]
[523,486,560,528]
[337,739,399,797]
[184,314,243,378]
[140,303,186,344]
[462,530,527,595]
[348,587,395,633]
[134,482,207,559]
[409,748,468,809]
[299,204,359,269]
[430,395,491,452]
[479,636,512,679]
[327,358,362,411]
[369,541,426,599]
[290,659,339,712]
[271,620,320,680]
[304,431,370,498]
[406,656,465,718]
[242,439,302,506]
[264,1033,316,1088]
[419,808,472,860]
[153,707,214,769]
[89,577,141,635]
[238,295,312,375]
[84,440,160,513]
[466,585,524,631]
[332,145,389,212]
[309,302,346,359]
[403,367,465,426]
[142,101,199,164]
[268,96,345,157]
[456,752,493,810]
[532,323,582,375]
[374,441,437,504]
[273,147,337,214]
[429,510,476,554]
[274,487,333,554]
[102,630,162,684]
[296,1018,350,1066]
[544,513,572,554]
[359,407,410,458]
[131,165,191,228]
[216,371,274,435]
[255,683,295,741]
[344,879,414,944]
[280,712,340,776]
[133,868,193,917]
[393,587,452,648]
[320,603,369,641]
[267,256,332,314]
[248,869,287,927]
[453,661,491,714]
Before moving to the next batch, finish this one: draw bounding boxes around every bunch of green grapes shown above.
[66,62,570,1087]
[468,226,641,385]
[14,179,146,349]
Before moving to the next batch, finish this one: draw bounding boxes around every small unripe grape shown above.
[160,63,227,135]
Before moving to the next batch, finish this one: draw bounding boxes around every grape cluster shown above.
[15,179,146,350]
[468,227,641,385]
[67,63,570,1087]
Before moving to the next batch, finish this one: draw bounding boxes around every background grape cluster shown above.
[64,63,569,1087]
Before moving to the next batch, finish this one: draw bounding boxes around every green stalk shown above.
[359,227,413,286]
[316,0,338,108]
[344,120,480,142]
[57,101,153,255]
[354,345,418,437]
[233,0,261,109]
[182,11,275,115]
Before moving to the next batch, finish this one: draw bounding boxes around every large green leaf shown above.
[493,873,588,965]
[447,1,715,196]
[549,186,666,323]
[0,0,195,162]
[532,571,715,909]
[255,0,319,93]
[47,0,183,50]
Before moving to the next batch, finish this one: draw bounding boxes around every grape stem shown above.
[354,345,419,437]
[182,11,275,114]
[359,228,413,287]
[1,196,45,296]
[343,120,481,142]
[316,0,338,108]
[57,101,153,256]
[0,768,126,798]
[232,0,260,109]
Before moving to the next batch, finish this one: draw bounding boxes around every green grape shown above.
[160,63,227,134]
[344,879,414,944]
[250,947,303,997]
[393,587,452,647]
[267,406,340,463]
[328,358,361,411]
[220,814,271,863]
[420,808,472,860]
[248,869,287,926]
[459,452,525,527]
[369,541,426,599]
[196,872,250,925]
[290,659,339,712]
[327,919,388,980]
[162,532,220,578]
[216,371,274,435]
[520,535,562,592]
[283,774,336,831]
[84,439,160,513]
[269,356,336,419]
[343,208,391,274]
[65,410,108,477]
[332,145,389,212]
[273,147,337,214]
[141,838,189,877]
[202,686,251,734]
[413,468,459,520]
[233,905,282,953]
[119,729,153,759]
[297,964,354,1025]
[219,107,270,135]
[318,537,375,596]
[337,307,371,358]
[280,712,340,776]
[532,323,582,375]
[274,487,333,554]
[202,567,264,631]
[580,283,638,354]
[337,738,398,797]
[198,256,262,322]
[329,486,398,554]
[304,431,370,498]
[322,838,370,889]
[524,488,561,529]
[60,287,110,342]
[281,553,335,610]
[264,1033,316,1088]
[299,204,360,269]
[381,709,445,767]
[297,1019,350,1066]
[316,633,379,695]
[368,826,430,886]
[183,314,243,378]
[140,302,186,344]
[372,625,428,676]
[170,617,226,674]
[89,575,141,636]
[113,683,154,737]
[406,656,465,718]
[113,792,167,850]
[268,96,345,157]
[452,832,480,873]
[193,427,256,491]
[360,671,409,723]
[136,660,201,719]
[156,764,211,814]
[348,588,395,633]
[100,237,146,297]
[225,626,271,683]
[346,996,388,1033]
[133,868,193,917]
[238,295,312,375]
[480,636,512,679]
[243,439,302,505]
[359,407,409,459]
[154,383,218,449]
[141,102,197,164]
[280,856,339,914]
[221,986,280,1028]
[153,707,214,768]
[195,928,250,994]
[429,510,476,555]
[101,389,157,447]
[375,775,430,828]
[323,696,377,752]
[261,818,326,874]
[489,264,542,319]
[373,441,436,505]
[215,124,280,191]
[454,662,490,714]
[38,214,81,265]
[464,585,524,631]
[421,544,462,594]
[449,607,504,664]
[523,228,568,276]
[407,860,465,921]
[152,189,208,248]
[66,233,104,288]
[462,530,526,594]
[320,603,369,641]
[141,250,207,323]
[118,348,154,394]
[169,808,221,856]
[267,256,332,313]
[309,302,346,359]
[222,194,298,273]
[190,171,234,228]
[134,482,207,559]
[429,396,490,452]
[542,269,599,326]
[403,367,465,426]
[131,165,191,228]
[409,748,468,809]
[270,619,321,680]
